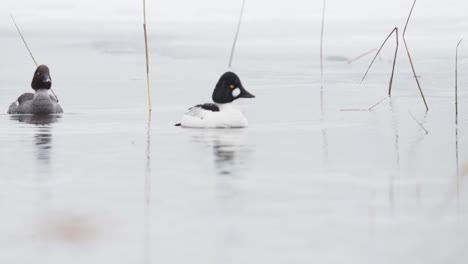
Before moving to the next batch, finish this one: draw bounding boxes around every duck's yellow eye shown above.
[229,85,235,89]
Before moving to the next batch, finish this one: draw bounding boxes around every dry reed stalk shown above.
[10,14,60,102]
[368,96,389,110]
[454,37,462,200]
[454,35,461,199]
[403,0,428,111]
[320,0,326,79]
[143,0,152,112]
[229,0,246,68]
[347,48,378,64]
[456,39,463,125]
[10,14,37,66]
[361,27,399,96]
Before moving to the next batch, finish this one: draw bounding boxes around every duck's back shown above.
[8,90,63,114]
[181,103,248,128]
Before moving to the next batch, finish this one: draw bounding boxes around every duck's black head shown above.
[31,65,52,90]
[212,72,254,104]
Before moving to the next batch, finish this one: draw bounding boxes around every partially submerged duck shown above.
[8,65,63,114]
[177,72,255,128]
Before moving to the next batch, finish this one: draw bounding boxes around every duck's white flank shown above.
[181,103,248,128]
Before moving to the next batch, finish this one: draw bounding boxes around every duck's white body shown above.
[181,103,248,128]
[178,72,254,128]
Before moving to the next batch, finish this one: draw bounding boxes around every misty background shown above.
[1,0,467,106]
[1,0,468,23]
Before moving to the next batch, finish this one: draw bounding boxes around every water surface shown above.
[0,5,468,264]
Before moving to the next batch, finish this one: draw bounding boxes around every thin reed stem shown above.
[403,0,428,111]
[10,14,37,66]
[361,27,398,96]
[456,39,463,125]
[388,28,399,96]
[340,96,388,112]
[11,14,60,102]
[347,48,377,64]
[143,0,152,112]
[320,0,326,79]
[229,0,246,68]
[368,96,389,111]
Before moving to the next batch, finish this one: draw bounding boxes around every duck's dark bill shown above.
[240,89,255,98]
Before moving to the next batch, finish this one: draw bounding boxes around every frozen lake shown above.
[1,1,468,263]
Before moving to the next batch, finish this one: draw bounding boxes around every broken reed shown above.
[403,0,428,111]
[342,27,398,112]
[360,0,428,112]
[361,27,399,96]
[10,14,60,102]
[143,0,152,112]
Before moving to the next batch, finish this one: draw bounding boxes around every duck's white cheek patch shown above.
[232,88,241,97]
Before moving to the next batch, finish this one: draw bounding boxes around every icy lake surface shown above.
[1,1,468,263]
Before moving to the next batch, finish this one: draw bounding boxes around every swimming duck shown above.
[177,72,254,128]
[8,65,63,114]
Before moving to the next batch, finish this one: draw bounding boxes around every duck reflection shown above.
[10,114,60,126]
[189,129,250,176]
[10,114,60,163]
[188,129,250,263]
[34,127,53,161]
[213,140,239,176]
[189,128,251,202]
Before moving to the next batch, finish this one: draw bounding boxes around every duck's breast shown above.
[13,90,63,114]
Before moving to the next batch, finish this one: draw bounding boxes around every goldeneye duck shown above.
[7,65,63,114]
[177,72,255,128]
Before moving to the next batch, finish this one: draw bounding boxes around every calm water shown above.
[0,10,467,264]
